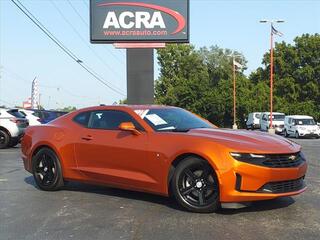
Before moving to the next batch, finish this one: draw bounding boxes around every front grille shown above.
[258,177,305,193]
[262,152,305,168]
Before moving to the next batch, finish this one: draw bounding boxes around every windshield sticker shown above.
[145,114,167,126]
[158,126,175,131]
[134,110,149,119]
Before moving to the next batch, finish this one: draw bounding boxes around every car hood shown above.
[187,128,300,153]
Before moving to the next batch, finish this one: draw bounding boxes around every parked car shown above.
[18,109,41,126]
[0,108,29,149]
[260,112,285,134]
[284,115,320,139]
[246,112,261,130]
[30,109,68,124]
[22,105,307,213]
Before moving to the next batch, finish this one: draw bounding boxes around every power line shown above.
[79,0,126,60]
[10,0,125,97]
[66,0,88,27]
[2,65,101,102]
[51,0,124,83]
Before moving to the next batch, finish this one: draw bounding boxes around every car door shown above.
[261,114,267,130]
[288,118,294,133]
[74,110,157,190]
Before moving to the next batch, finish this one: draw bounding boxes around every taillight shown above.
[10,118,18,123]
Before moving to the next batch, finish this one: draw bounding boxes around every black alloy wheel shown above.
[32,148,64,191]
[171,157,220,213]
[0,130,10,149]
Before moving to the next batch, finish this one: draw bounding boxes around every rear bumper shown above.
[11,133,24,143]
[219,158,307,202]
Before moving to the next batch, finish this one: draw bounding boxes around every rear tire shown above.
[0,130,10,149]
[171,157,220,213]
[32,148,64,191]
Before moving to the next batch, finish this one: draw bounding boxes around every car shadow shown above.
[24,176,182,211]
[216,197,295,215]
[24,176,295,214]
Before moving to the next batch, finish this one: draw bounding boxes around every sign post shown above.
[90,0,189,104]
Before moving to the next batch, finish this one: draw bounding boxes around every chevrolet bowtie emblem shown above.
[289,155,296,160]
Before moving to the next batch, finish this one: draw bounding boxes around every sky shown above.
[0,0,319,109]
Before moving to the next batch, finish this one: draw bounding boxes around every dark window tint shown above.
[19,111,27,117]
[7,109,25,118]
[88,110,142,130]
[73,112,90,127]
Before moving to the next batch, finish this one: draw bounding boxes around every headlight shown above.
[230,152,306,167]
[298,126,306,130]
[230,152,267,161]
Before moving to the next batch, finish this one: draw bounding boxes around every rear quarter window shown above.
[7,110,25,118]
[73,112,90,127]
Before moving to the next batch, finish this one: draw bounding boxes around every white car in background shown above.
[284,115,320,139]
[18,109,41,126]
[0,108,29,149]
[246,112,261,130]
[260,112,285,134]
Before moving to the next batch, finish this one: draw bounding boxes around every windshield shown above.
[294,119,315,125]
[135,108,213,132]
[255,113,261,118]
[268,114,285,120]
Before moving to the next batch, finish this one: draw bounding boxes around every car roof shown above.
[77,105,177,112]
[261,112,285,115]
[285,115,313,119]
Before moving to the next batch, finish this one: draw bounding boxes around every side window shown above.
[88,110,143,131]
[288,118,292,124]
[73,111,90,127]
[262,114,266,121]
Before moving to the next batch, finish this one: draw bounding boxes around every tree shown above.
[253,33,320,120]
[156,44,251,127]
[59,106,77,112]
[155,34,320,127]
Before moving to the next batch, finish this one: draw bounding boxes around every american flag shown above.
[272,25,283,37]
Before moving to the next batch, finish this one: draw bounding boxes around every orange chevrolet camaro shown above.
[21,105,307,212]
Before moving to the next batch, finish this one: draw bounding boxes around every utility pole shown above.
[231,54,242,130]
[260,19,284,134]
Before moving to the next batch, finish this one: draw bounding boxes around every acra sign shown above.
[90,0,189,43]
[103,11,165,29]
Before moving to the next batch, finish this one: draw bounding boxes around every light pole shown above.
[230,54,242,130]
[260,19,284,134]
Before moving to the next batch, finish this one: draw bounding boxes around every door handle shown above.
[81,135,93,141]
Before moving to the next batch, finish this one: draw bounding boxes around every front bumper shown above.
[219,157,307,202]
[298,131,320,137]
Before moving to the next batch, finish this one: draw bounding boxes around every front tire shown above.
[32,148,64,191]
[295,131,300,139]
[171,157,220,213]
[284,129,289,138]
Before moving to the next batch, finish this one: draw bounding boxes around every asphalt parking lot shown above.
[0,138,319,240]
